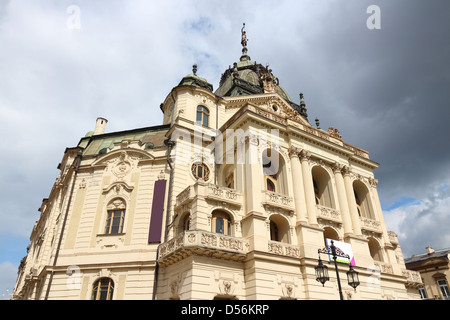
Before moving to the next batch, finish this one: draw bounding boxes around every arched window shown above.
[311,166,335,208]
[219,164,235,189]
[353,181,374,219]
[368,237,384,262]
[262,148,288,195]
[313,179,320,205]
[268,215,290,243]
[354,191,362,217]
[176,213,191,236]
[183,214,190,231]
[212,210,232,236]
[266,177,276,192]
[270,220,279,241]
[323,227,339,245]
[91,278,114,300]
[105,199,126,234]
[196,106,209,127]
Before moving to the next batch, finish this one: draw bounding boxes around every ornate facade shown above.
[13,27,422,300]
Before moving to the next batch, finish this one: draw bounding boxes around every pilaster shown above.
[331,162,354,236]
[342,166,362,236]
[289,147,307,223]
[299,150,318,226]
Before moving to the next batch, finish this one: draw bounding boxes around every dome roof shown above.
[176,64,213,92]
[215,58,292,102]
[214,56,307,120]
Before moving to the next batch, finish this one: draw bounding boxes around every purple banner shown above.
[148,179,167,243]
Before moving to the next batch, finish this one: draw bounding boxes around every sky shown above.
[0,0,449,298]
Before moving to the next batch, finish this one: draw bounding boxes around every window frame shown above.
[211,211,232,236]
[91,278,114,300]
[437,279,450,300]
[105,208,126,234]
[266,177,276,192]
[196,105,210,127]
[191,162,210,181]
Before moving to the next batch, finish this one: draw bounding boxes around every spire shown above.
[240,23,250,61]
[300,93,308,117]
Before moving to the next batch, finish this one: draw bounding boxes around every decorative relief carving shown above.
[402,269,422,288]
[268,241,301,258]
[331,162,343,174]
[158,231,249,266]
[374,262,393,274]
[368,177,378,187]
[299,149,311,161]
[328,127,342,140]
[316,205,342,224]
[288,146,301,158]
[262,190,295,215]
[79,178,86,189]
[360,217,382,233]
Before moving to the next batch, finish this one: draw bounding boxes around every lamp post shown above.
[315,240,360,300]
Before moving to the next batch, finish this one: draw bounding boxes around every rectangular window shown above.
[105,209,125,234]
[419,287,427,299]
[437,280,450,300]
[215,217,224,234]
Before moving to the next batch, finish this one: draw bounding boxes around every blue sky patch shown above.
[382,196,423,211]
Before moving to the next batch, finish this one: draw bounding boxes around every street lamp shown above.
[315,240,360,300]
[347,264,360,291]
[315,256,329,286]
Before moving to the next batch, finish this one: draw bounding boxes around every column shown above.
[300,150,317,225]
[368,178,390,244]
[332,162,353,235]
[244,132,263,214]
[289,147,307,223]
[342,166,362,236]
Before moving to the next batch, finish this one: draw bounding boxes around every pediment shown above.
[91,148,154,168]
[224,93,311,127]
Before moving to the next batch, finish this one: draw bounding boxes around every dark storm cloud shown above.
[274,0,450,206]
[0,0,449,291]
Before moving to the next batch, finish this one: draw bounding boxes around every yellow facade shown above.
[12,39,422,300]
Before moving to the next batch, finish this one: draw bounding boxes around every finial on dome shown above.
[240,23,250,61]
[192,64,198,76]
[241,23,248,48]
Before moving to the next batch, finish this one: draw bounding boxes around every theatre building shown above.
[12,27,422,300]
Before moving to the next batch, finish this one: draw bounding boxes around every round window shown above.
[191,163,210,181]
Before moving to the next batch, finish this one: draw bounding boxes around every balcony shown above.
[316,205,342,224]
[360,216,382,233]
[262,190,295,215]
[402,269,423,288]
[175,182,242,212]
[158,230,250,267]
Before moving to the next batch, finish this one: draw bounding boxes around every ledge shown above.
[158,230,249,267]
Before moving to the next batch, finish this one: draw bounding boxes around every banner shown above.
[325,239,356,266]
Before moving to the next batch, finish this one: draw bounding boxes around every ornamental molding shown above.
[91,148,154,172]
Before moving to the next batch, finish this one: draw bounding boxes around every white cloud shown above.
[384,185,450,257]
[0,261,18,300]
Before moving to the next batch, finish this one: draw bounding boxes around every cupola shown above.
[215,23,308,120]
